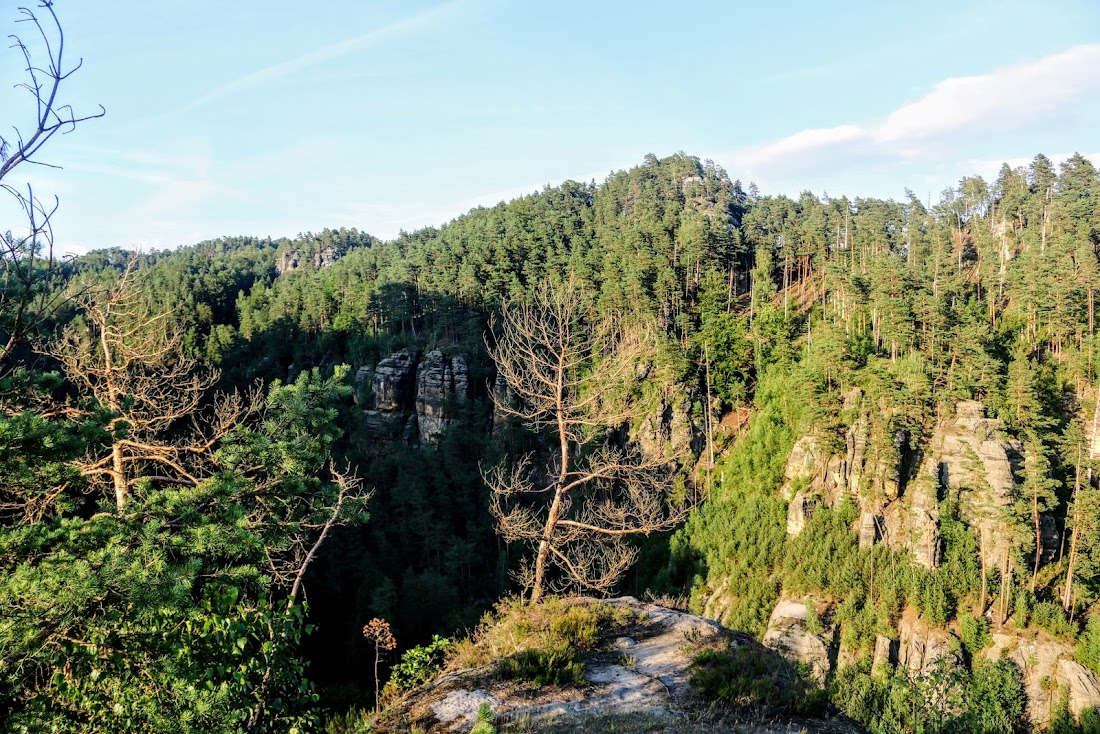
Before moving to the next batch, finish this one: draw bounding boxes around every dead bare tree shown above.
[45,257,258,510]
[485,276,689,603]
[1,1,104,365]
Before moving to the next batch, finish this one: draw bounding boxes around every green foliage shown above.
[690,646,826,716]
[470,702,496,734]
[1082,707,1100,734]
[831,658,1026,734]
[958,613,991,656]
[1030,600,1076,640]
[498,645,586,688]
[385,635,453,693]
[1079,615,1100,675]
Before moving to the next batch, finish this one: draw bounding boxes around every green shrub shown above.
[958,613,991,656]
[470,703,496,734]
[1031,600,1076,639]
[690,645,825,716]
[1081,706,1100,734]
[385,635,453,693]
[498,645,585,688]
[549,605,600,649]
[1077,616,1100,675]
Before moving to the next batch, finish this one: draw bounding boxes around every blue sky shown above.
[3,0,1100,255]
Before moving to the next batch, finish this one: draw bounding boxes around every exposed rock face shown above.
[490,371,511,429]
[785,436,825,490]
[382,597,864,734]
[359,349,419,442]
[928,401,1022,570]
[779,399,1033,570]
[370,349,417,412]
[871,635,895,677]
[787,491,819,536]
[1059,659,1100,718]
[275,250,302,275]
[882,464,941,568]
[415,350,469,444]
[896,617,960,677]
[762,598,834,685]
[981,633,1100,723]
[636,395,700,460]
[275,246,340,275]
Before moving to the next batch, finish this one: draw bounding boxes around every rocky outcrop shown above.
[882,464,941,568]
[927,401,1022,570]
[370,349,418,411]
[763,598,834,685]
[381,596,864,734]
[636,395,700,460]
[275,245,339,274]
[779,399,1033,570]
[981,633,1100,723]
[787,491,819,536]
[415,350,469,444]
[896,617,960,677]
[1059,659,1100,718]
[490,371,511,429]
[871,635,895,677]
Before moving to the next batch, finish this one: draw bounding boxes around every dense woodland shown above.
[5,145,1100,732]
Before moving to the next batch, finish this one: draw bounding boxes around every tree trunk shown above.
[112,444,127,511]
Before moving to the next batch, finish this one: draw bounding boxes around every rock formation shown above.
[762,597,835,685]
[415,350,469,445]
[380,596,864,734]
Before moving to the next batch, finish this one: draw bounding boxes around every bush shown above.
[470,702,496,734]
[1077,616,1100,675]
[1081,707,1100,734]
[498,645,585,688]
[958,613,991,656]
[690,645,826,716]
[385,635,453,694]
[1031,601,1076,640]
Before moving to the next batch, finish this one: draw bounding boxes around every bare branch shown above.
[484,275,693,602]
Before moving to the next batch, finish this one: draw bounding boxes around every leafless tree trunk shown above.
[484,276,690,603]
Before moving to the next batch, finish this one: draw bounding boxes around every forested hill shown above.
[6,151,1100,732]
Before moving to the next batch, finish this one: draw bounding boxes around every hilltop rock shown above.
[275,245,340,274]
[380,597,864,734]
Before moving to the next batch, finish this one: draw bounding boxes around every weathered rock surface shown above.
[871,635,895,677]
[763,597,834,685]
[787,491,819,536]
[382,597,864,734]
[275,245,340,274]
[1058,659,1100,718]
[896,617,960,677]
[928,400,1022,570]
[982,633,1100,723]
[371,349,418,412]
[636,395,701,460]
[415,350,469,444]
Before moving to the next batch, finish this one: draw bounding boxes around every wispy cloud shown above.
[725,44,1100,178]
[178,0,477,113]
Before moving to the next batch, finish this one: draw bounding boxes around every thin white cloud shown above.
[876,45,1100,144]
[179,0,477,113]
[726,44,1100,177]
